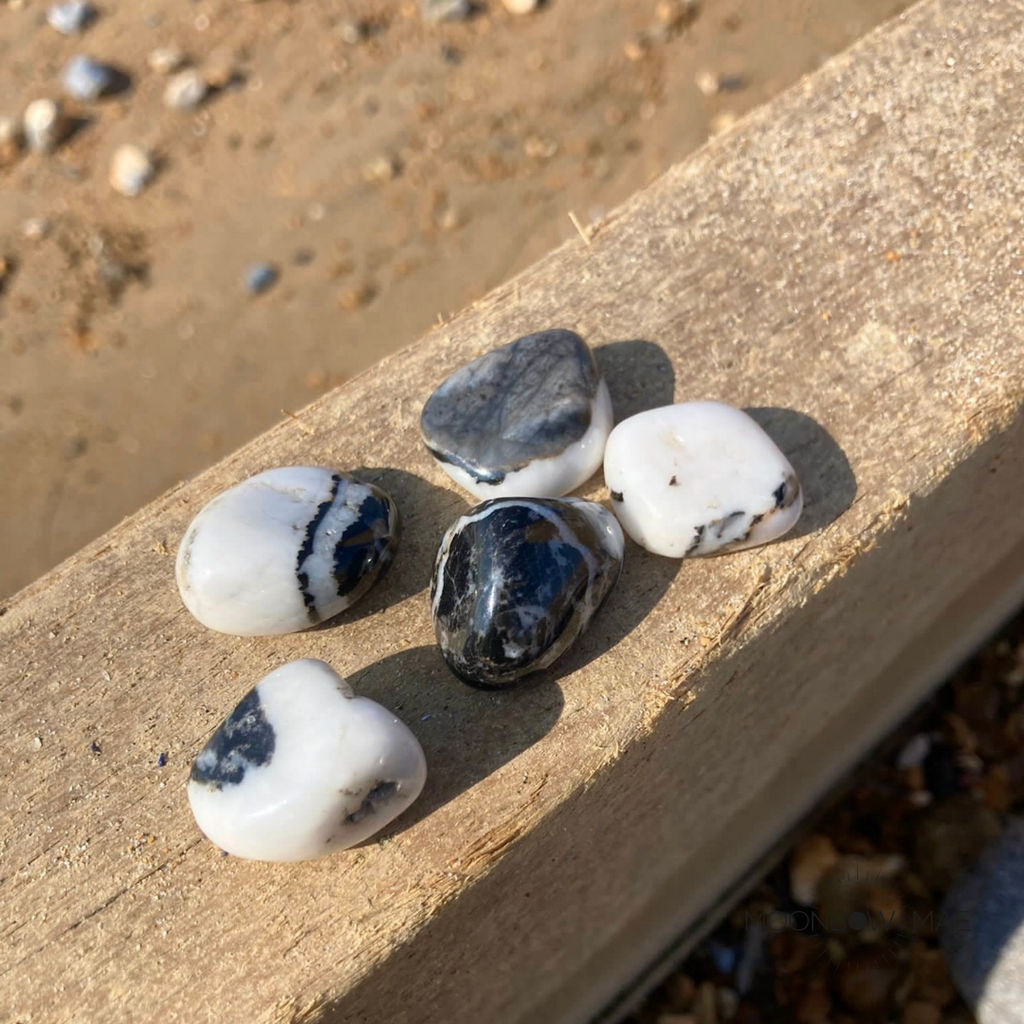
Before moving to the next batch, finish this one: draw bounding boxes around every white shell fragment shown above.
[176,467,400,636]
[188,659,427,861]
[603,401,803,557]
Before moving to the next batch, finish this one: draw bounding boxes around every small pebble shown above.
[203,54,237,90]
[710,111,738,136]
[363,154,400,183]
[789,834,839,905]
[187,659,426,861]
[89,740,101,754]
[337,19,364,44]
[695,70,720,96]
[62,55,123,101]
[708,940,737,975]
[896,732,932,769]
[243,262,278,295]
[156,752,167,767]
[108,143,154,197]
[501,0,539,12]
[47,0,97,35]
[21,218,50,242]
[23,99,64,153]
[163,69,207,111]
[338,281,376,310]
[421,0,471,22]
[147,46,186,75]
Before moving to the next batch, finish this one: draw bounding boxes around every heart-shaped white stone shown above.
[187,659,426,861]
[603,402,802,557]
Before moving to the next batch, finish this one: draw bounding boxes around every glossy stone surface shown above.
[603,402,802,557]
[420,329,612,500]
[176,467,399,636]
[188,659,426,861]
[431,497,624,688]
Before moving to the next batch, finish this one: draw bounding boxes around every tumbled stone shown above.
[603,401,802,557]
[176,467,399,636]
[188,659,426,861]
[431,497,623,688]
[420,329,613,500]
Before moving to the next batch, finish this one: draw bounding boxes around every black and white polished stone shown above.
[176,467,399,636]
[431,497,624,688]
[419,329,613,500]
[187,659,427,861]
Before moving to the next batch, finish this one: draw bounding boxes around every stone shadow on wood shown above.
[349,644,564,836]
[595,339,676,420]
[314,467,470,628]
[553,338,681,679]
[745,407,857,540]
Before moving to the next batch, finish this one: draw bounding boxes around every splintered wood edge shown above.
[3,2,1024,1023]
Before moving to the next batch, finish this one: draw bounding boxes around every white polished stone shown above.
[188,659,427,861]
[176,467,399,636]
[603,402,802,557]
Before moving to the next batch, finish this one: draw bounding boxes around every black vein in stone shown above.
[190,689,275,790]
[685,524,705,556]
[344,780,399,825]
[425,443,507,485]
[296,473,343,623]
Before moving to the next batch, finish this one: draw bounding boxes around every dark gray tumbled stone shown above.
[419,329,613,499]
[431,497,624,689]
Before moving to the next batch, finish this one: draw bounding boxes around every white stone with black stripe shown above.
[176,467,399,636]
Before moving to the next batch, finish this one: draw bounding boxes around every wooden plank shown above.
[3,1,1024,1021]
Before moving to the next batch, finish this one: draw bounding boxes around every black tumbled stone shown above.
[430,497,624,689]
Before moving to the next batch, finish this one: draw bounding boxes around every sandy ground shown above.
[0,0,910,598]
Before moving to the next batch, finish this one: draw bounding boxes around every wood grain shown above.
[3,1,1024,1021]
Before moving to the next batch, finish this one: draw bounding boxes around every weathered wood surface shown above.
[4,1,1024,1021]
